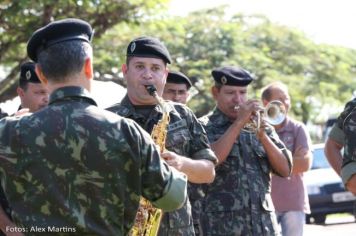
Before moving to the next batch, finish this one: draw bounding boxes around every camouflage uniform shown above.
[340,98,356,187]
[0,86,185,235]
[199,108,291,236]
[107,95,217,236]
[0,109,7,119]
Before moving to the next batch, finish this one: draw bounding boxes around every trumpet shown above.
[236,100,286,133]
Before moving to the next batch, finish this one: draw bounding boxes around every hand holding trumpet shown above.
[234,99,286,135]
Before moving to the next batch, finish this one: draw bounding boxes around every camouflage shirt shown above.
[199,108,291,236]
[339,98,356,185]
[107,95,217,236]
[0,109,7,119]
[0,86,183,235]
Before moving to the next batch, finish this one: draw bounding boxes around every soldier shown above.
[162,71,192,104]
[107,36,217,236]
[1,62,50,233]
[339,98,356,194]
[16,62,49,112]
[199,66,292,235]
[261,82,313,236]
[0,18,187,235]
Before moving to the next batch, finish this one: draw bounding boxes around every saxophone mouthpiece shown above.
[145,85,157,96]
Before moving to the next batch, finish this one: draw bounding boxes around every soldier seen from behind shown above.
[0,18,188,235]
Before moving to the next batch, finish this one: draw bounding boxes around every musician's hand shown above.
[161,151,185,171]
[234,99,261,126]
[254,117,268,138]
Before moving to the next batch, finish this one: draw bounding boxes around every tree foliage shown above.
[0,0,168,100]
[1,3,356,125]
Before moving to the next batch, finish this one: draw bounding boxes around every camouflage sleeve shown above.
[266,127,293,176]
[335,99,356,131]
[0,116,20,156]
[185,109,217,164]
[341,110,356,185]
[122,119,187,211]
[0,109,8,119]
[328,124,345,145]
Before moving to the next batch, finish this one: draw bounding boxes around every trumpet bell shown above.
[264,100,286,126]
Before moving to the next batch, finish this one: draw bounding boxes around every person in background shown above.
[16,62,49,112]
[162,71,192,104]
[199,66,292,235]
[107,36,217,236]
[162,70,203,234]
[0,18,187,235]
[261,81,313,236]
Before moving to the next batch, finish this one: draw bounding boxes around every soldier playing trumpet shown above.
[198,66,292,235]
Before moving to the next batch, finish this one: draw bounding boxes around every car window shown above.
[312,147,330,169]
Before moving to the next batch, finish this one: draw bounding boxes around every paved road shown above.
[304,214,356,236]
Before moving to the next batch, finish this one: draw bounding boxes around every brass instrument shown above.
[236,100,286,133]
[130,85,170,236]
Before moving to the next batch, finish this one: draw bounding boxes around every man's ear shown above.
[122,64,128,75]
[84,58,93,80]
[211,86,219,100]
[16,87,25,98]
[35,64,48,85]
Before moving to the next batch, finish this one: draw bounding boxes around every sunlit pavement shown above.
[304,214,356,236]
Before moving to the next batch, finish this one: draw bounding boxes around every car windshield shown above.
[311,146,330,169]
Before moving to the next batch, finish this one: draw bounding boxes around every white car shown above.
[304,143,356,224]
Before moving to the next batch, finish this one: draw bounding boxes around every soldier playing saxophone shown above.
[107,36,217,236]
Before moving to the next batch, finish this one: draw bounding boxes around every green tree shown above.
[0,0,168,101]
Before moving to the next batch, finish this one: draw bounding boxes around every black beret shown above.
[19,62,40,86]
[167,71,192,88]
[27,18,93,62]
[127,36,171,64]
[212,66,253,86]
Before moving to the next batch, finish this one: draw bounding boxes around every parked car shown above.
[304,143,356,224]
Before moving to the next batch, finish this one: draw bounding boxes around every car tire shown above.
[306,215,311,224]
[313,214,326,224]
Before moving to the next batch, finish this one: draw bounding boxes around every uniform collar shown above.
[120,95,164,117]
[49,86,97,106]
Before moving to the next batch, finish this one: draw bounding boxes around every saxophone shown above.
[130,85,170,236]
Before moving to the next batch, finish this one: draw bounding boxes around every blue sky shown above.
[169,0,356,50]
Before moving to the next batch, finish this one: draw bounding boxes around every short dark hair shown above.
[37,40,92,82]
